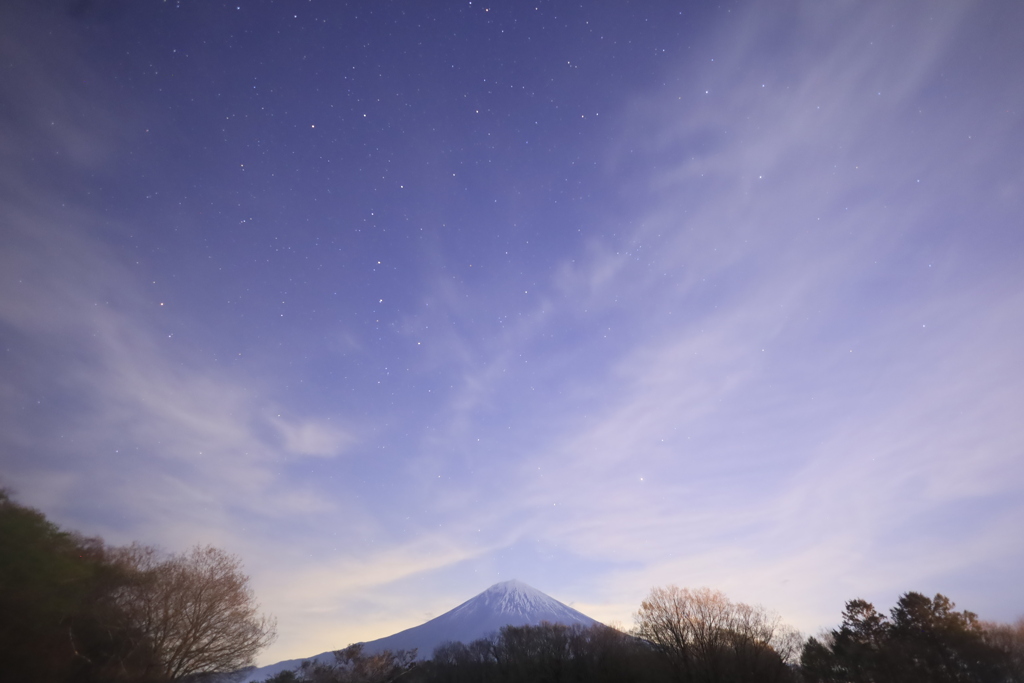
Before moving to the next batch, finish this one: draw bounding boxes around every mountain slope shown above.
[240,580,599,681]
[366,579,598,653]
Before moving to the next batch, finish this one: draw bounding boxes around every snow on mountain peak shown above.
[431,578,596,640]
[476,579,566,617]
[239,580,599,681]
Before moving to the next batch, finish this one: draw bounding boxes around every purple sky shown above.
[2,0,1022,665]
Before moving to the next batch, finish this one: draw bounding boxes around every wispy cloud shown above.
[405,0,1024,630]
[2,0,1021,666]
[0,12,356,554]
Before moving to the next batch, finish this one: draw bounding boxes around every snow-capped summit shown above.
[442,579,596,628]
[240,580,599,681]
[366,578,597,657]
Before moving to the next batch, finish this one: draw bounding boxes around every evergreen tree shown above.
[801,592,1020,683]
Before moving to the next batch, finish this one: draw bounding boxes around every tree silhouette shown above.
[110,543,277,680]
[633,585,800,683]
[801,592,1020,683]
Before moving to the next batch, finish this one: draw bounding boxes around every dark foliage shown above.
[801,592,1022,683]
[264,624,665,683]
[0,490,155,682]
[414,622,666,683]
[265,614,806,683]
[263,643,417,683]
[982,618,1024,681]
[0,490,274,682]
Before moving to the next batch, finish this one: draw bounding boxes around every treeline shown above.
[802,592,1024,682]
[270,588,1024,683]
[267,587,804,683]
[428,622,656,683]
[0,491,275,682]
[263,623,674,683]
[7,489,1023,682]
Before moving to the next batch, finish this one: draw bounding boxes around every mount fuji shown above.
[240,580,599,682]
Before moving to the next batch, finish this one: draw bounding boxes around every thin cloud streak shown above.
[415,0,1024,630]
[1,0,1021,665]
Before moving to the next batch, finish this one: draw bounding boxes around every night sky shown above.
[2,0,1023,665]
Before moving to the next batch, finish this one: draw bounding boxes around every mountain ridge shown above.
[239,580,599,682]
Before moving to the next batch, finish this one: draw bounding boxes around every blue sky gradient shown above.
[2,0,1022,664]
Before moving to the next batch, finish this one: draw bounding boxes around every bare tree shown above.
[633,585,801,683]
[981,618,1024,681]
[112,544,277,680]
